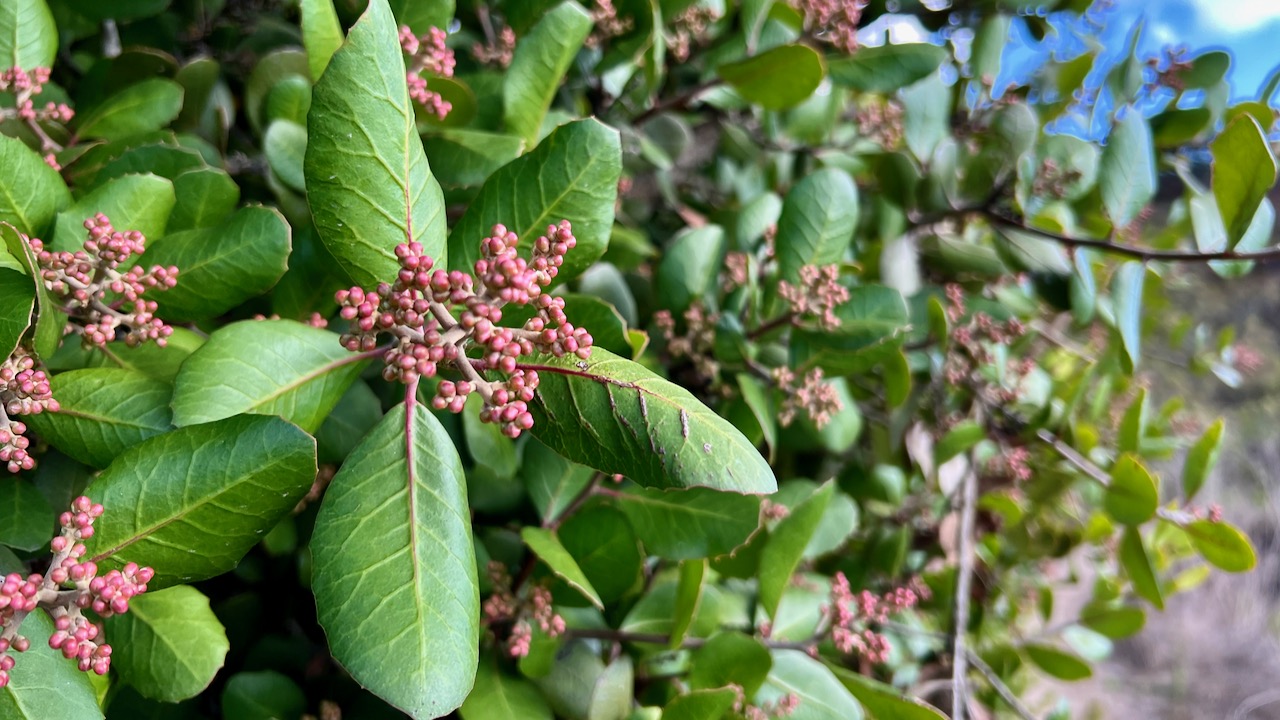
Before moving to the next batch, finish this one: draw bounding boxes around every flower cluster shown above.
[399,25,456,120]
[778,264,849,329]
[1031,157,1084,199]
[823,572,926,663]
[586,0,633,49]
[985,445,1032,483]
[941,283,1030,402]
[0,67,74,165]
[773,366,842,429]
[792,0,868,54]
[668,5,719,62]
[721,251,752,292]
[854,98,904,149]
[29,213,178,349]
[0,497,153,686]
[480,562,565,658]
[0,349,58,473]
[654,303,720,380]
[472,25,516,68]
[742,692,801,720]
[336,221,591,438]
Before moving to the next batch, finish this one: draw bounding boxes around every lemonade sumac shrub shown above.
[0,0,1268,718]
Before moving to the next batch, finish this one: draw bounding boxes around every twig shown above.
[951,465,979,720]
[632,79,723,125]
[966,648,1040,720]
[1036,429,1111,486]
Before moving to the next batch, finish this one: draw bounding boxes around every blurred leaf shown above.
[1,223,59,358]
[301,0,343,79]
[76,79,185,141]
[1079,604,1145,640]
[0,0,57,69]
[264,120,307,193]
[1105,454,1158,525]
[558,505,643,605]
[423,130,525,189]
[1112,260,1144,372]
[0,479,54,552]
[669,559,706,648]
[1119,526,1163,610]
[169,168,240,232]
[688,632,772,696]
[901,72,950,161]
[718,44,825,110]
[389,0,454,34]
[829,664,947,719]
[523,527,605,609]
[0,134,72,238]
[1024,644,1091,681]
[1180,519,1256,573]
[656,225,725,313]
[1117,388,1146,454]
[776,168,857,283]
[1099,112,1156,227]
[0,262,33,361]
[521,439,594,523]
[220,671,304,720]
[757,649,864,720]
[612,485,761,559]
[1182,418,1223,501]
[1182,50,1230,88]
[828,43,947,92]
[1212,115,1277,248]
[504,1,592,146]
[461,661,553,720]
[51,173,175,253]
[758,482,834,620]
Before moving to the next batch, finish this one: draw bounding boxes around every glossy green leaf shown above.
[424,130,526,189]
[141,206,292,321]
[1120,526,1163,610]
[656,225,725,313]
[827,42,947,92]
[306,0,448,287]
[758,482,834,620]
[169,167,240,232]
[521,438,594,522]
[829,665,946,720]
[689,632,772,696]
[1182,418,1223,501]
[503,1,592,146]
[448,119,621,285]
[0,134,71,238]
[758,649,863,720]
[106,585,230,702]
[1112,260,1144,373]
[301,0,343,79]
[1024,644,1092,681]
[664,688,738,720]
[0,612,102,719]
[523,526,604,608]
[0,0,56,70]
[24,368,173,469]
[83,414,316,587]
[1212,115,1277,247]
[612,485,760,559]
[1099,112,1156,227]
[525,349,775,492]
[1181,519,1256,573]
[776,168,857,283]
[460,661,553,720]
[264,120,307,194]
[76,79,185,141]
[171,319,367,433]
[0,479,54,551]
[1105,454,1158,525]
[51,173,175,253]
[719,44,825,110]
[311,401,478,720]
[220,671,305,720]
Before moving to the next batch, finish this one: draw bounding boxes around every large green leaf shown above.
[24,368,173,469]
[448,119,620,284]
[75,79,185,141]
[557,505,643,605]
[424,130,526,189]
[656,225,724,313]
[140,206,292,321]
[758,482,834,620]
[1099,112,1156,227]
[688,632,772,696]
[1212,115,1277,247]
[168,167,240,232]
[301,0,343,80]
[522,349,776,493]
[0,0,56,70]
[0,134,70,238]
[106,585,230,702]
[460,661,553,720]
[311,401,478,720]
[0,479,54,551]
[83,414,317,587]
[718,44,825,110]
[0,612,103,719]
[221,671,305,720]
[390,0,454,35]
[664,688,739,720]
[502,1,592,146]
[51,173,175,253]
[170,320,366,433]
[776,168,858,283]
[827,43,948,93]
[757,649,863,720]
[611,486,761,560]
[305,0,448,287]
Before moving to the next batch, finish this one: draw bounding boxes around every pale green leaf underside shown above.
[106,585,230,702]
[0,612,102,719]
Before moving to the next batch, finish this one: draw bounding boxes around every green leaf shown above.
[1105,454,1158,525]
[221,671,305,720]
[791,286,909,374]
[1150,107,1212,148]
[656,225,725,313]
[737,374,777,459]
[264,120,307,194]
[57,326,204,383]
[0,223,60,358]
[718,44,825,110]
[306,0,448,287]
[315,379,383,463]
[75,79,185,141]
[0,263,33,360]
[1180,519,1257,573]
[1183,50,1230,88]
[1182,418,1223,501]
[461,660,553,720]
[0,0,55,70]
[613,486,760,560]
[1117,387,1146,455]
[586,656,633,720]
[448,119,621,285]
[688,632,772,697]
[1099,112,1156,227]
[168,167,240,232]
[390,0,454,35]
[1024,644,1092,681]
[663,688,738,720]
[758,649,863,720]
[106,586,230,702]
[829,665,947,720]
[24,368,173,469]
[83,414,317,588]
[503,1,592,146]
[1119,526,1163,610]
[171,319,367,433]
[51,173,176,253]
[758,481,834,620]
[525,349,776,492]
[669,559,706,648]
[558,504,643,605]
[776,168,857,283]
[1212,115,1277,247]
[901,72,950,161]
[0,480,54,551]
[934,421,984,465]
[523,526,604,609]
[521,438,594,523]
[0,612,103,719]
[301,0,343,80]
[141,206,292,322]
[311,401,478,720]
[1112,260,1144,373]
[827,42,947,93]
[0,134,71,238]
[424,130,526,189]
[1078,604,1145,640]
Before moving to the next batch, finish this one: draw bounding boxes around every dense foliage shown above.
[0,0,1269,718]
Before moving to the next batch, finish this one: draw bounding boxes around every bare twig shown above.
[951,465,979,720]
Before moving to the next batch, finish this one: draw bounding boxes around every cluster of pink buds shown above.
[741,692,801,720]
[654,303,720,380]
[854,99,905,149]
[0,67,73,163]
[941,284,1030,400]
[0,497,153,686]
[0,349,58,473]
[480,562,565,658]
[1031,157,1084,199]
[773,366,842,429]
[985,445,1032,483]
[585,0,634,49]
[28,213,178,349]
[399,25,456,120]
[721,251,752,292]
[791,0,867,53]
[336,221,592,438]
[778,264,849,330]
[472,25,516,68]
[823,573,926,663]
[668,5,719,62]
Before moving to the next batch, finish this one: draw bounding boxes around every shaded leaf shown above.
[0,223,60,358]
[523,527,604,609]
[503,1,593,146]
[521,438,594,523]
[460,660,553,720]
[1119,526,1163,610]
[669,559,706,648]
[75,79,185,141]
[0,134,71,238]
[220,671,305,720]
[688,632,772,697]
[718,44,825,110]
[1182,418,1223,501]
[827,43,947,93]
[0,479,54,552]
[24,368,173,469]
[612,485,760,559]
[1212,115,1277,247]
[664,688,738,720]
[1100,112,1156,227]
[656,225,724,313]
[758,482,834,620]
[1024,644,1092,681]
